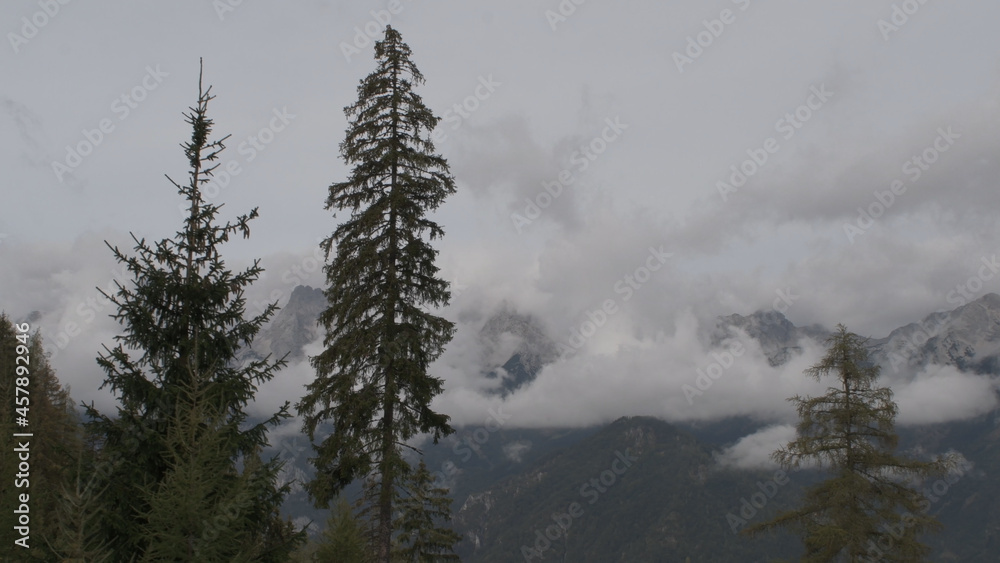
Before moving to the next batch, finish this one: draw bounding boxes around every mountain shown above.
[247,285,326,363]
[452,416,801,562]
[478,305,559,396]
[870,293,1000,377]
[252,287,1000,558]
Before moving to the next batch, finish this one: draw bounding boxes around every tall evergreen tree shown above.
[84,62,303,561]
[392,460,461,562]
[745,324,955,562]
[297,25,457,563]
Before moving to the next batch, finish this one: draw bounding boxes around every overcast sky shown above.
[2,1,999,437]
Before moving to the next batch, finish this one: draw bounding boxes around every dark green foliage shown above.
[46,455,114,562]
[745,324,955,562]
[314,497,370,562]
[297,25,457,563]
[83,63,303,561]
[0,315,84,561]
[392,460,461,562]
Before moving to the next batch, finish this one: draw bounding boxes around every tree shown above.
[745,324,955,562]
[314,497,370,563]
[0,314,84,560]
[84,62,303,561]
[392,460,461,562]
[296,25,457,563]
[46,455,114,563]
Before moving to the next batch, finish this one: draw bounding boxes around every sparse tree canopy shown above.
[745,324,956,562]
[297,25,457,563]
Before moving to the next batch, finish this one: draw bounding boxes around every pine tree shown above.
[296,25,457,563]
[314,497,370,563]
[392,460,461,562]
[745,324,955,562]
[83,62,303,561]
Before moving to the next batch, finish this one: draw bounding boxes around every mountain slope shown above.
[453,416,800,562]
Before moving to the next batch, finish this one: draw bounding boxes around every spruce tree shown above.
[392,460,461,562]
[745,324,955,562]
[47,457,114,563]
[314,497,370,562]
[84,62,303,561]
[296,25,457,563]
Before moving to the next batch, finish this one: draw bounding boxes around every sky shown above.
[2,1,999,444]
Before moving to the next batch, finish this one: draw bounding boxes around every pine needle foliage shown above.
[297,25,457,563]
[745,324,957,562]
[392,460,461,563]
[83,61,302,561]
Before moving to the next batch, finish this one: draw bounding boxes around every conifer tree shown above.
[314,497,370,563]
[297,25,457,563]
[0,315,83,560]
[47,457,114,563]
[84,62,303,561]
[745,324,955,562]
[392,460,461,562]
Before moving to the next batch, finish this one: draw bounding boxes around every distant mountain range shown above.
[253,288,1000,560]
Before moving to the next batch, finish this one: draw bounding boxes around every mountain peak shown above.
[478,305,558,396]
[247,285,326,363]
[714,310,826,367]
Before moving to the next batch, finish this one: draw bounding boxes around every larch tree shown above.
[296,25,457,563]
[745,324,956,562]
[83,62,303,561]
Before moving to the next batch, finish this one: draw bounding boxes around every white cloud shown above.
[715,425,796,471]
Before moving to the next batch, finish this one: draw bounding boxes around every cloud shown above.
[715,425,796,471]
[893,365,999,425]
